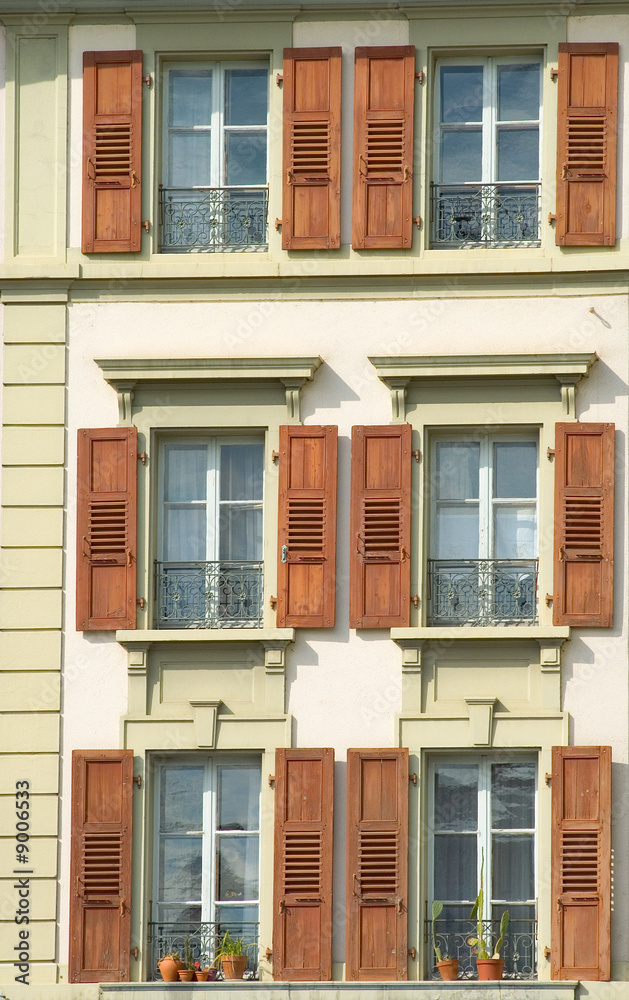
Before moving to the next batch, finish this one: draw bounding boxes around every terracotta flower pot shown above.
[178,968,195,981]
[221,954,248,979]
[158,956,183,982]
[195,969,216,981]
[437,958,459,980]
[476,957,504,980]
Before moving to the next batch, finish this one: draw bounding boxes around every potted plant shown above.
[468,857,509,981]
[194,960,217,982]
[216,930,248,980]
[431,900,458,980]
[178,935,196,982]
[157,950,182,982]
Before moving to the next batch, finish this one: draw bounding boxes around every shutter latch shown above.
[281,545,288,563]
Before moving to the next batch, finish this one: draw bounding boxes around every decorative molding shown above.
[116,628,295,648]
[262,641,290,671]
[538,639,566,671]
[190,700,222,749]
[466,697,498,746]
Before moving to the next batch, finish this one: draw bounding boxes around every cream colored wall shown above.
[0,26,6,264]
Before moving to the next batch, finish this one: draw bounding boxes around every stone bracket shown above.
[280,378,304,422]
[388,378,409,422]
[190,700,222,749]
[115,380,136,425]
[466,697,498,746]
[538,638,566,671]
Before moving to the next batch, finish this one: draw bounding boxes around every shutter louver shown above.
[273,748,334,981]
[346,749,408,981]
[69,750,133,983]
[76,427,137,631]
[282,48,341,250]
[82,50,143,253]
[556,43,618,246]
[277,425,337,628]
[352,47,415,249]
[349,425,411,627]
[553,423,614,627]
[551,746,611,981]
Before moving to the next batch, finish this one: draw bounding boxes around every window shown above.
[152,757,261,975]
[156,436,264,628]
[428,433,538,625]
[429,756,537,979]
[161,62,269,252]
[432,56,542,247]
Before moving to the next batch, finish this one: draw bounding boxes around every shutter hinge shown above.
[131,947,139,960]
[408,947,417,960]
[545,593,553,607]
[268,774,275,787]
[545,772,552,786]
[409,773,418,785]
[411,594,419,608]
[544,946,551,961]
[547,447,555,460]
[550,67,559,81]
[412,449,420,462]
[276,72,283,87]
[265,948,273,962]
[270,596,278,609]
[133,774,142,788]
[415,70,424,83]
[138,452,147,465]
[143,74,152,88]
[274,217,282,231]
[136,597,146,609]
[413,216,422,230]
[272,451,280,463]
[142,220,150,232]
[548,213,556,226]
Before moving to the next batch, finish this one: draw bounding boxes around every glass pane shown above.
[436,442,480,499]
[492,762,535,830]
[220,444,264,501]
[498,64,539,121]
[492,834,534,901]
[217,834,259,901]
[494,442,537,498]
[164,506,206,561]
[434,763,478,831]
[494,901,536,926]
[170,69,213,127]
[160,766,204,832]
[434,834,477,900]
[169,132,212,188]
[217,765,260,830]
[441,66,483,122]
[215,904,259,927]
[436,505,479,559]
[497,127,539,181]
[493,506,536,559]
[441,130,482,183]
[225,69,268,126]
[225,132,267,185]
[159,837,202,901]
[164,444,207,502]
[219,505,263,561]
[158,904,202,924]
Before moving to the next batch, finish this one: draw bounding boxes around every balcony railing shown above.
[148,921,259,981]
[426,918,537,980]
[159,186,269,252]
[155,560,263,629]
[428,559,538,626]
[431,183,542,247]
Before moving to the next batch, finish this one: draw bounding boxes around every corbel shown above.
[538,638,567,672]
[388,378,409,422]
[280,378,305,422]
[555,376,580,418]
[262,641,290,672]
[115,380,136,426]
[190,700,222,749]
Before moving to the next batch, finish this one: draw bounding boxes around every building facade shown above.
[0,1,627,998]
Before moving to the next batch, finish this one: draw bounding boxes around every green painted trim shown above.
[370,353,597,381]
[392,626,571,641]
[96,356,322,384]
[116,628,295,645]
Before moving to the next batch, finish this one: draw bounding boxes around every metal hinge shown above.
[272,451,280,464]
[265,948,273,962]
[545,772,552,786]
[143,74,152,88]
[413,216,422,230]
[268,774,275,787]
[550,67,559,81]
[136,597,146,609]
[411,594,419,608]
[276,72,283,86]
[142,220,150,232]
[138,452,147,465]
[409,773,418,785]
[544,946,551,961]
[131,947,139,960]
[133,775,142,788]
[545,593,553,607]
[548,213,556,226]
[270,596,278,609]
[547,447,555,460]
[274,217,282,231]
[412,449,420,462]
[415,70,424,83]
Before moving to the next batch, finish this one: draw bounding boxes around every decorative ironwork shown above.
[431,183,541,247]
[149,921,259,981]
[428,559,538,626]
[427,918,537,980]
[160,186,268,252]
[155,561,263,629]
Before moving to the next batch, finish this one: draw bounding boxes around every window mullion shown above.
[212,63,222,187]
[203,760,215,925]
[207,440,218,562]
[480,758,492,921]
[482,58,493,184]
[479,436,490,559]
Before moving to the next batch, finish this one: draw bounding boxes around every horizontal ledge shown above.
[370,352,597,384]
[116,628,295,648]
[96,356,322,388]
[391,626,571,642]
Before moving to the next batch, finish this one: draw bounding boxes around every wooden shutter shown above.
[553,422,614,627]
[282,48,341,250]
[551,746,611,981]
[277,425,337,627]
[352,46,415,249]
[349,424,411,627]
[556,43,618,246]
[69,750,134,983]
[76,427,137,630]
[273,748,334,980]
[346,749,408,981]
[82,50,143,253]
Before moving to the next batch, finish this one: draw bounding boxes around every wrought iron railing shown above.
[431,183,542,247]
[155,560,263,628]
[159,186,269,252]
[149,921,259,981]
[426,917,537,980]
[428,559,538,626]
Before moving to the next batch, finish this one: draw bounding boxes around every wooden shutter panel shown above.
[553,422,614,627]
[76,427,137,630]
[273,748,334,980]
[556,43,618,246]
[551,746,611,981]
[282,48,341,250]
[346,749,408,981]
[277,425,337,627]
[69,750,134,983]
[349,424,411,627]
[82,50,143,253]
[352,46,415,249]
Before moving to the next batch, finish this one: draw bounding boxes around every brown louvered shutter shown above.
[556,43,618,246]
[277,425,337,627]
[273,748,334,980]
[76,427,137,630]
[69,749,134,983]
[346,749,408,981]
[352,46,415,249]
[282,48,341,250]
[82,50,143,253]
[551,746,611,981]
[553,422,614,627]
[349,424,411,628]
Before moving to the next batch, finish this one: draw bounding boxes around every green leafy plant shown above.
[183,935,196,971]
[431,900,451,962]
[160,951,180,961]
[468,854,509,960]
[215,930,246,959]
